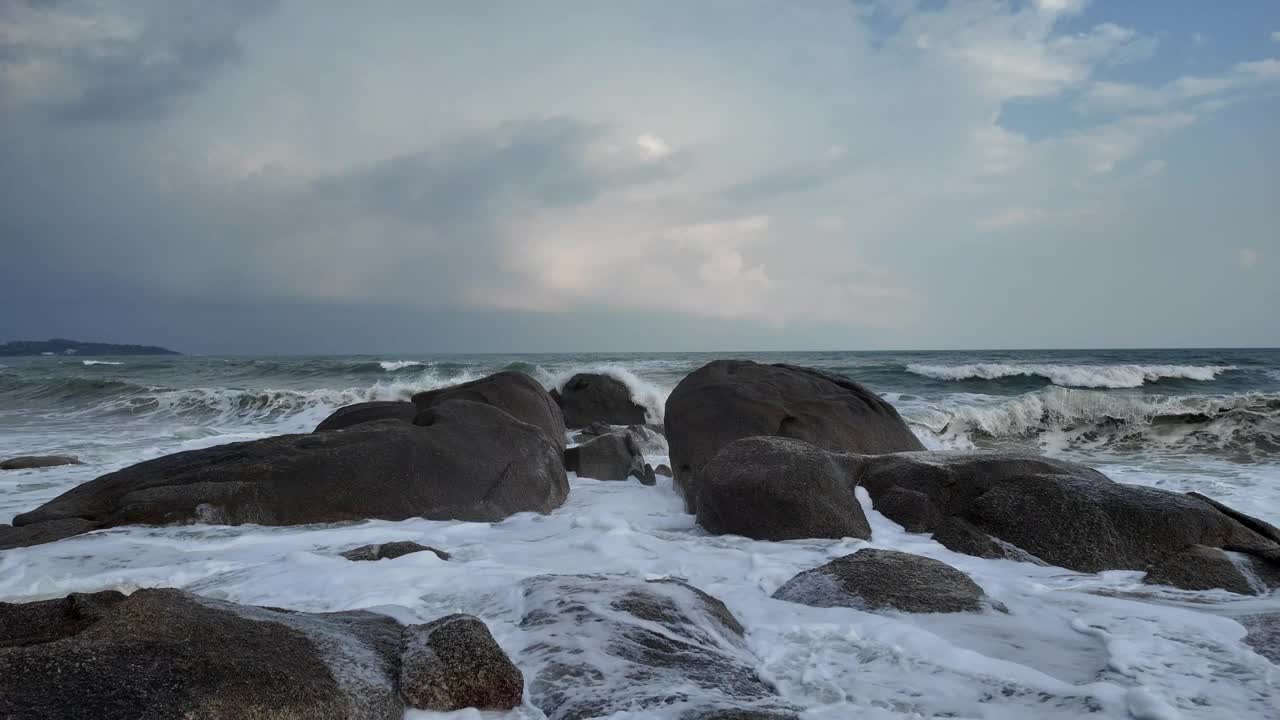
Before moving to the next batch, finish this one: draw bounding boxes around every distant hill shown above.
[0,338,180,357]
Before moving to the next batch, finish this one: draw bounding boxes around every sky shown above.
[1,0,1278,354]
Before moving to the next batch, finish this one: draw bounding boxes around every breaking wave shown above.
[81,360,123,366]
[541,364,670,423]
[909,386,1280,455]
[906,362,1237,389]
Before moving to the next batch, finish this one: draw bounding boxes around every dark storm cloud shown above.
[1,0,275,123]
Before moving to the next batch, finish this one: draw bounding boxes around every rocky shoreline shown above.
[2,362,1279,718]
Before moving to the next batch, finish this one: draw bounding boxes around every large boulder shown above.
[0,589,525,719]
[400,614,525,712]
[664,361,923,512]
[1,455,82,470]
[772,548,999,613]
[551,373,648,428]
[517,574,797,720]
[696,437,870,541]
[314,401,418,432]
[0,588,404,719]
[8,400,568,549]
[849,451,1280,593]
[413,371,566,449]
[564,432,647,482]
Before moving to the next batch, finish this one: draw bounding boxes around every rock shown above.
[9,400,568,549]
[572,423,667,454]
[0,518,98,551]
[518,574,796,720]
[851,451,1280,593]
[0,588,406,719]
[400,614,524,711]
[342,541,450,562]
[696,437,870,541]
[772,548,998,613]
[564,432,646,482]
[314,401,418,432]
[641,463,658,486]
[0,455,81,470]
[552,373,647,428]
[1142,545,1261,594]
[665,360,923,512]
[413,371,566,449]
[655,464,673,477]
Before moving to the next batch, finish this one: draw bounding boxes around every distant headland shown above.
[0,338,180,357]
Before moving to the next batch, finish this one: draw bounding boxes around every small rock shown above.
[654,464,673,477]
[773,548,998,613]
[564,433,646,482]
[553,373,648,428]
[314,401,418,432]
[0,456,81,470]
[400,614,523,712]
[342,541,450,562]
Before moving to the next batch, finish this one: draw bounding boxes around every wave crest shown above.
[906,362,1236,389]
[909,387,1280,454]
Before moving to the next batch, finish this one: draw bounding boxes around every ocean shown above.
[2,348,1278,718]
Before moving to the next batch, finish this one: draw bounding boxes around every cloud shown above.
[0,0,275,123]
[1238,248,1259,270]
[1,0,1277,349]
[1077,59,1280,115]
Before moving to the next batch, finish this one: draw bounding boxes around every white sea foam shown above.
[542,364,671,423]
[905,387,1279,454]
[81,360,123,366]
[907,362,1236,388]
[378,360,425,372]
[1,473,1275,719]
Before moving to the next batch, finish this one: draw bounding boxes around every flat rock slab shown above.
[1,456,82,470]
[342,541,450,562]
[773,548,1000,613]
[517,574,798,720]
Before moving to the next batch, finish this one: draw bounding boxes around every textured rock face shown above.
[1,590,528,719]
[0,589,406,720]
[850,451,1280,592]
[664,361,923,512]
[314,401,419,432]
[517,575,797,720]
[772,549,998,613]
[341,541,450,562]
[564,432,646,482]
[400,614,524,711]
[0,455,82,470]
[552,373,648,428]
[412,371,566,450]
[9,400,568,548]
[696,437,871,541]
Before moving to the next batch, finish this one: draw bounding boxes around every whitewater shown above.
[2,348,1278,719]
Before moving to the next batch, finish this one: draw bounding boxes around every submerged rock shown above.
[564,432,646,482]
[773,548,999,613]
[413,371,566,450]
[851,451,1280,592]
[400,614,524,711]
[9,399,568,549]
[517,574,797,720]
[0,455,81,470]
[341,541,450,562]
[697,437,870,541]
[0,588,405,719]
[314,401,418,432]
[551,373,647,428]
[664,360,923,512]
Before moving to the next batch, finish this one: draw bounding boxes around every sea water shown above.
[1,349,1277,718]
